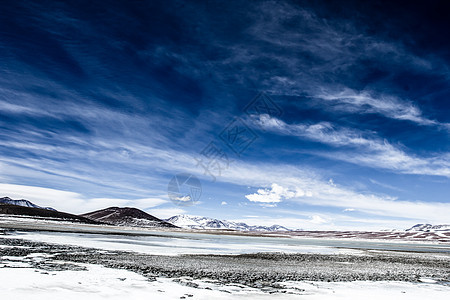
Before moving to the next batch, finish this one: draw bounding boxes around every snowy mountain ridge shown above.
[0,196,56,211]
[165,215,291,232]
[405,224,450,232]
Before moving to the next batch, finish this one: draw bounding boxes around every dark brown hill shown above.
[81,207,178,228]
[0,203,102,224]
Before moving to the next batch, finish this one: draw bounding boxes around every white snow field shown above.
[1,261,449,300]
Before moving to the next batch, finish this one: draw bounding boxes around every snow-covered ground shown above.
[1,259,449,300]
[1,219,450,299]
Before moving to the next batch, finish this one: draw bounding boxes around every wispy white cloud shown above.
[247,2,435,73]
[0,183,168,215]
[312,88,439,126]
[145,207,186,219]
[88,197,167,210]
[254,114,450,178]
[217,160,450,224]
[232,212,427,231]
[225,2,448,129]
[343,208,356,212]
[309,215,328,225]
[174,195,191,202]
[368,179,406,192]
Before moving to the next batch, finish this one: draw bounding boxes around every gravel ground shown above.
[1,236,449,290]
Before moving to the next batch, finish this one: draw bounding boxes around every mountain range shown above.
[165,215,291,231]
[0,197,99,224]
[405,224,450,232]
[1,196,449,232]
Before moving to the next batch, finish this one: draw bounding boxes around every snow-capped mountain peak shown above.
[164,214,201,227]
[165,215,291,232]
[0,196,56,211]
[406,224,450,232]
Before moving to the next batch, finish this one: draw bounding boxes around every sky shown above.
[0,0,449,230]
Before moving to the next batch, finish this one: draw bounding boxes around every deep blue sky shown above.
[0,0,449,229]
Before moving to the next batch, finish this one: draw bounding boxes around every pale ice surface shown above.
[1,230,354,255]
[1,216,450,255]
[3,229,450,256]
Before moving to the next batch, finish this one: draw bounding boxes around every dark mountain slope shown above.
[81,207,178,228]
[0,203,102,224]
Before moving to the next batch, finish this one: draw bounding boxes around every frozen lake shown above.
[1,216,449,255]
[3,228,450,255]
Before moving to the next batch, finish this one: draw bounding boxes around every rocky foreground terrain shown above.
[1,233,449,292]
